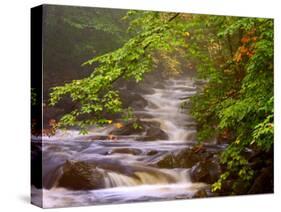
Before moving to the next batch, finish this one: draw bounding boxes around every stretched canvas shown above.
[31,4,274,208]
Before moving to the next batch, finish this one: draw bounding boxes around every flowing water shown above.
[32,78,211,208]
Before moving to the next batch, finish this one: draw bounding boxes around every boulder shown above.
[140,125,169,141]
[109,120,169,141]
[156,148,210,169]
[120,92,148,110]
[109,120,145,135]
[248,165,273,194]
[190,156,222,184]
[57,160,105,190]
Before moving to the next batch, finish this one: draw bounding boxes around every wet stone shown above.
[57,160,105,190]
[109,148,142,155]
[190,156,222,184]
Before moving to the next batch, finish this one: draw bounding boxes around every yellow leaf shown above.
[108,120,112,124]
[184,32,190,37]
[114,123,123,129]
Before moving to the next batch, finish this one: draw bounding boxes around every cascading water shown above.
[140,79,197,142]
[32,77,210,208]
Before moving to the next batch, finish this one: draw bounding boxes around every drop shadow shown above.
[18,194,30,204]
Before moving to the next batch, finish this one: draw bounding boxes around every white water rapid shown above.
[32,78,211,208]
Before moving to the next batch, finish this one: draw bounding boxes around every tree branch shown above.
[168,13,180,22]
[95,12,181,94]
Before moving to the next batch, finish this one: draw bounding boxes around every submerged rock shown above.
[146,150,158,156]
[109,148,142,155]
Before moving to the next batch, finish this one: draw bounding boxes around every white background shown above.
[0,0,280,211]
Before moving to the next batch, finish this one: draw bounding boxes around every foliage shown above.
[187,16,273,192]
[49,9,273,193]
[49,11,184,132]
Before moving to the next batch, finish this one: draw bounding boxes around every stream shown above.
[32,78,217,208]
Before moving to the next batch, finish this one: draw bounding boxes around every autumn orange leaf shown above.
[241,36,250,44]
[239,46,248,53]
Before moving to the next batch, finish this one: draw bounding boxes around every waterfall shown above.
[103,168,190,188]
[140,78,197,142]
[33,77,209,208]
